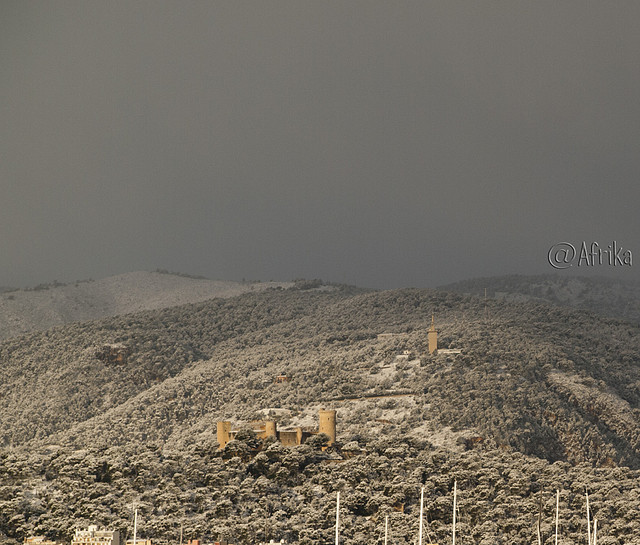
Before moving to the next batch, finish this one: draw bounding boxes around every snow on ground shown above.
[0,271,291,341]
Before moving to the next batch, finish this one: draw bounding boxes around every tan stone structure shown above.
[72,526,120,545]
[24,537,64,545]
[217,421,232,449]
[428,314,438,354]
[217,409,337,449]
[318,409,336,444]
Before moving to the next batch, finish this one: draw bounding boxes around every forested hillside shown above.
[440,274,640,323]
[3,283,640,467]
[3,435,640,545]
[2,279,640,543]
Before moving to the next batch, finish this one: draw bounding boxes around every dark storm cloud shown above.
[2,2,639,288]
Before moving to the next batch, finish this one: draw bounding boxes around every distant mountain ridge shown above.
[439,273,640,323]
[0,271,291,341]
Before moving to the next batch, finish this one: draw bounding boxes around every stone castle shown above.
[217,409,336,449]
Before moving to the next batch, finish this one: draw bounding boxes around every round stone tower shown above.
[217,421,231,449]
[265,420,277,438]
[318,409,336,445]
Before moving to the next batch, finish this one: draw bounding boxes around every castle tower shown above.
[318,409,337,445]
[217,421,231,449]
[428,314,438,355]
[264,420,277,438]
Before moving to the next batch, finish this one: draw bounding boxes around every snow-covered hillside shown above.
[0,271,290,341]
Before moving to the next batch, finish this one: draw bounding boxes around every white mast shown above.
[555,490,559,545]
[384,515,388,545]
[419,487,424,545]
[335,491,340,545]
[452,480,457,545]
[536,489,543,545]
[537,513,543,545]
[592,518,597,545]
[586,492,591,545]
[133,508,137,545]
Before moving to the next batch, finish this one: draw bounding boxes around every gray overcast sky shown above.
[2,2,639,289]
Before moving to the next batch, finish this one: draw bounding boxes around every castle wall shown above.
[278,430,299,446]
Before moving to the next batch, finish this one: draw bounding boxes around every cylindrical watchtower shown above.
[265,420,277,438]
[428,314,438,354]
[318,409,336,445]
[217,421,231,449]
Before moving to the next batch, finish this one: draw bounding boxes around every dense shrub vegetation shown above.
[1,280,640,542]
[2,435,640,545]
